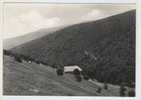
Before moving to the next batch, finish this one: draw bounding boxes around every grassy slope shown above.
[3,55,121,96]
[11,10,135,85]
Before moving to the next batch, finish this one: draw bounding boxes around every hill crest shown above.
[11,10,136,85]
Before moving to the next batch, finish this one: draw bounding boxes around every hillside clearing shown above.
[3,55,122,96]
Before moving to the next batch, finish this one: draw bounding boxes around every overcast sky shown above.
[3,4,135,39]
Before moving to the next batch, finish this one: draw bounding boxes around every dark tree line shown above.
[3,49,48,65]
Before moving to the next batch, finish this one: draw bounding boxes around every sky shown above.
[3,4,135,39]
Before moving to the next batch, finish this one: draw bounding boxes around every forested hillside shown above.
[11,10,136,85]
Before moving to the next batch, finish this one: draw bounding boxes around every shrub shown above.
[83,75,90,80]
[128,89,135,97]
[36,60,40,64]
[128,82,135,88]
[119,83,126,96]
[3,50,13,57]
[96,87,102,93]
[56,68,64,76]
[52,64,57,68]
[103,82,108,90]
[75,75,82,82]
[81,71,90,80]
[3,50,9,55]
[14,56,22,63]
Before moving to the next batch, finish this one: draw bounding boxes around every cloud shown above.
[3,4,135,39]
[4,11,62,39]
[80,9,110,22]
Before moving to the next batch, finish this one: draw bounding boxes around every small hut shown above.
[64,65,82,73]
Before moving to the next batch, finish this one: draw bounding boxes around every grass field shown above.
[3,55,126,96]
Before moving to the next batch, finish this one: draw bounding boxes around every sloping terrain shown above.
[11,10,135,85]
[3,26,64,49]
[3,55,121,96]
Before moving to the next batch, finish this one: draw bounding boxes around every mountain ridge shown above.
[3,26,65,49]
[11,10,136,85]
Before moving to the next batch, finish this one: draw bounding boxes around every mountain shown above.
[11,10,136,85]
[3,26,64,49]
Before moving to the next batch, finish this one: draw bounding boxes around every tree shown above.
[96,87,102,93]
[56,68,64,76]
[103,82,108,90]
[83,75,89,80]
[81,71,90,80]
[119,83,126,96]
[52,64,57,68]
[14,56,22,63]
[128,88,135,97]
[3,49,13,56]
[36,60,40,64]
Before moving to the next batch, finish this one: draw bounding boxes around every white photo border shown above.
[0,0,140,100]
